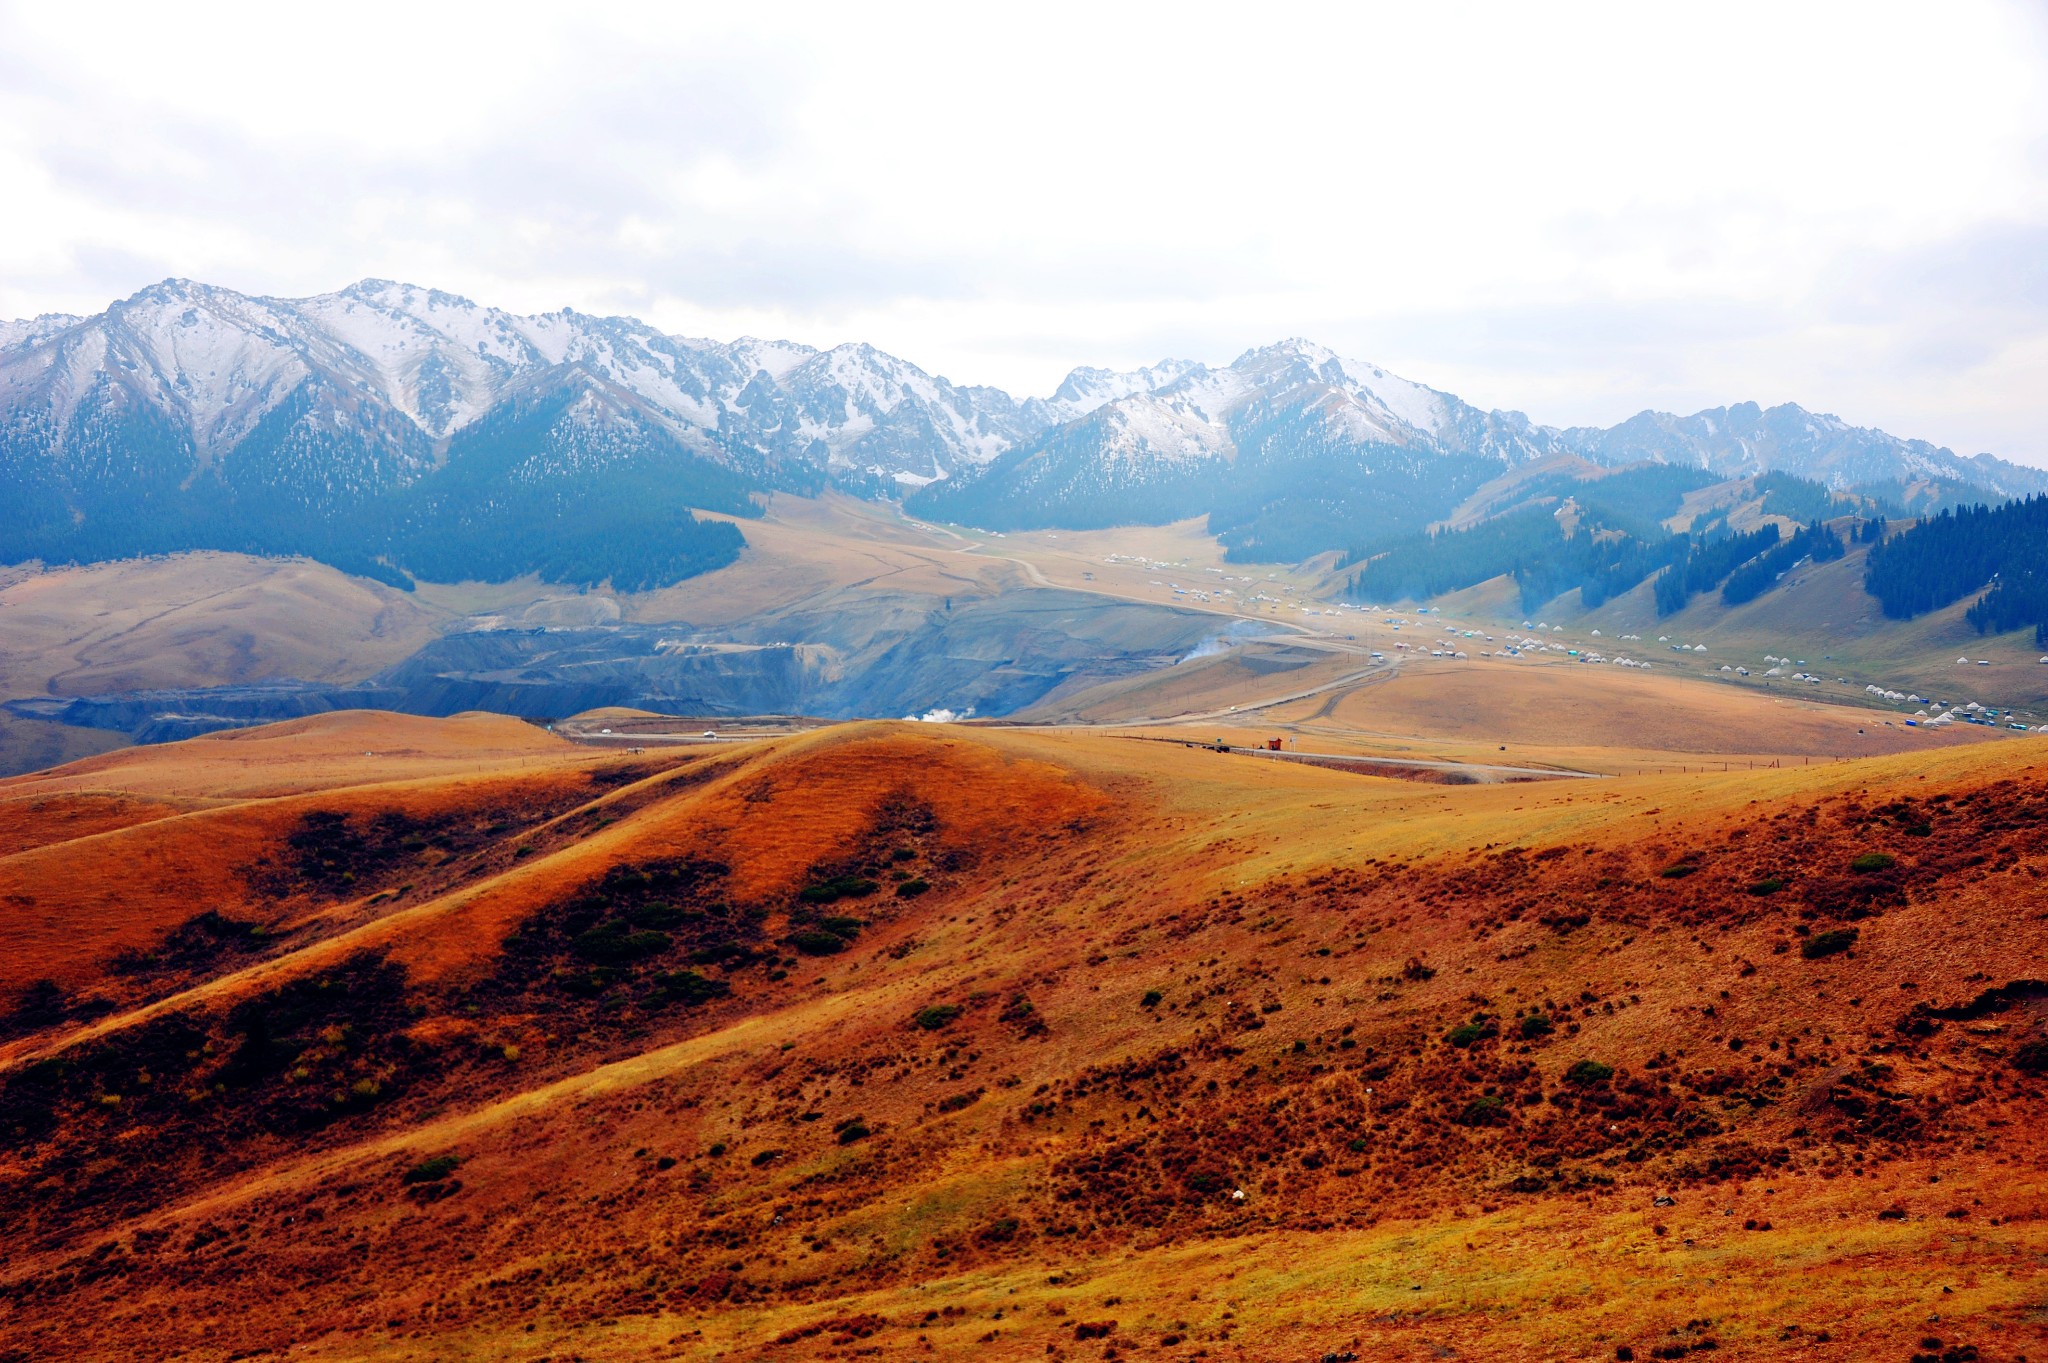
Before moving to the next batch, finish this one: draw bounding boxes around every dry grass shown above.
[1,713,2044,1361]
[0,553,444,701]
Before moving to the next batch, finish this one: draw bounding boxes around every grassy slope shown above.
[1440,534,2048,714]
[0,555,445,701]
[0,714,2044,1360]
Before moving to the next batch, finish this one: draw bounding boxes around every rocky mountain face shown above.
[5,279,2043,588]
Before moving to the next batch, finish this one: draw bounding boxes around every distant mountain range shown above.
[5,279,2043,588]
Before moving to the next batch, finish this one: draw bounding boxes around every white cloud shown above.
[1,0,2045,461]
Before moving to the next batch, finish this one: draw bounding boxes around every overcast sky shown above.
[2,2,2044,461]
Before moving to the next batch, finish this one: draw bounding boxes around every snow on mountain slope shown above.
[0,313,85,353]
[1227,339,1441,442]
[923,338,1570,525]
[771,341,1036,484]
[0,280,328,459]
[726,336,818,382]
[1085,390,1238,471]
[1033,357,1204,424]
[291,280,566,438]
[1561,401,2048,502]
[0,279,1041,490]
[6,277,2045,557]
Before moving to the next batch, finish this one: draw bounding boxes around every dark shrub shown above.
[653,971,730,1006]
[629,902,685,928]
[2010,1040,2048,1074]
[1141,990,1163,1008]
[1802,928,1859,959]
[1519,1013,1553,1039]
[790,930,849,956]
[750,1149,782,1167]
[1457,1095,1508,1126]
[572,921,672,964]
[557,966,621,997]
[816,916,864,939]
[1659,863,1698,879]
[799,876,880,904]
[1446,1016,1498,1048]
[689,939,749,965]
[913,1004,962,1031]
[1747,878,1785,896]
[895,878,931,898]
[835,1121,871,1144]
[1564,1060,1615,1085]
[1850,852,1896,873]
[402,1154,460,1184]
[6,979,66,1032]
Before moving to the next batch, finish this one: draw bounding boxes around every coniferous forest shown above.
[1865,495,2048,643]
[1347,504,1689,614]
[1653,524,1781,614]
[1345,469,1867,617]
[1718,520,1846,606]
[0,389,759,593]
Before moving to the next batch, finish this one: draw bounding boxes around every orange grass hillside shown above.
[0,717,2045,1363]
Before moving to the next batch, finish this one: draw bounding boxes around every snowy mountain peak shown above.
[726,336,818,381]
[0,280,1044,482]
[118,277,213,306]
[1040,357,1204,424]
[8,280,2046,554]
[0,312,85,352]
[1234,337,1337,369]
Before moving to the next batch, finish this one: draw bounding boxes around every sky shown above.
[2,1,2045,462]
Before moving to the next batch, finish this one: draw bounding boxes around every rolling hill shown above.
[1,710,2044,1360]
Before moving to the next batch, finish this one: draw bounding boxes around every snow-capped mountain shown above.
[6,277,2046,590]
[912,339,2048,550]
[0,278,1046,495]
[0,277,1205,590]
[1560,402,2048,503]
[909,340,1577,547]
[973,337,1574,492]
[759,342,1037,487]
[1028,358,1205,425]
[0,312,84,352]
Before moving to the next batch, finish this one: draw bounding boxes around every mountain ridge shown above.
[6,278,2046,591]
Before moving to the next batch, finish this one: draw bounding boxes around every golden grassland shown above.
[0,709,2043,1361]
[0,554,443,700]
